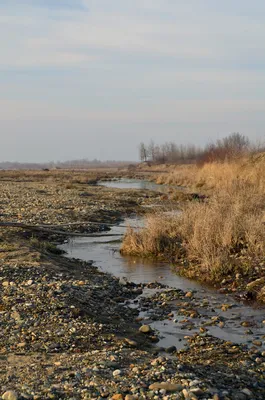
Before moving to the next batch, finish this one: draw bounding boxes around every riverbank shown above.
[1,169,265,399]
[122,157,265,302]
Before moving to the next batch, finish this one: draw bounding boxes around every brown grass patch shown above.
[155,153,265,192]
[121,214,183,259]
[122,156,265,282]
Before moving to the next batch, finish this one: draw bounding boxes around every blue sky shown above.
[0,0,265,161]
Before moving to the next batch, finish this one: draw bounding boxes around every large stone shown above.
[149,382,183,392]
[2,391,18,400]
[112,395,123,400]
[246,277,265,290]
[139,325,151,333]
[165,345,176,353]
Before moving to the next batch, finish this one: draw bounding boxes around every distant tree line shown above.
[139,133,252,164]
[0,159,135,170]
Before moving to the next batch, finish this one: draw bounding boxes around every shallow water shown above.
[98,178,183,193]
[60,216,265,351]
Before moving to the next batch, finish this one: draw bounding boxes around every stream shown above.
[97,177,183,193]
[59,179,265,352]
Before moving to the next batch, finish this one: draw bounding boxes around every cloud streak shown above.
[2,1,265,69]
[0,0,265,161]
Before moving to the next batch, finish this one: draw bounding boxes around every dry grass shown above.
[179,181,265,279]
[156,153,265,191]
[0,167,120,184]
[122,154,265,282]
[121,214,183,259]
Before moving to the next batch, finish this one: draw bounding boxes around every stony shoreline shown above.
[1,170,265,399]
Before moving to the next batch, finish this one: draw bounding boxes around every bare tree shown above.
[139,142,148,162]
[138,133,253,165]
[148,140,158,161]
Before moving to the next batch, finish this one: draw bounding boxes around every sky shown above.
[1,0,265,162]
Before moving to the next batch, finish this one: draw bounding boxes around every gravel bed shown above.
[0,172,265,399]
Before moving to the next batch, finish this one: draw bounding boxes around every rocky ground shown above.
[0,170,265,399]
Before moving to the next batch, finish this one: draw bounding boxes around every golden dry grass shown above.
[0,167,120,183]
[122,154,265,281]
[156,153,265,191]
[121,214,183,259]
[179,181,265,278]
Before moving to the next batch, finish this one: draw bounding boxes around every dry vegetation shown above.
[0,168,120,184]
[155,154,265,190]
[122,153,265,297]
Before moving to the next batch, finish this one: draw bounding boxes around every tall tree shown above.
[139,142,148,162]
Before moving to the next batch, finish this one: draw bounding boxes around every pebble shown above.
[241,321,251,327]
[189,380,201,387]
[213,395,221,400]
[190,387,204,396]
[149,383,183,392]
[113,369,122,377]
[182,388,190,398]
[252,340,262,346]
[124,338,137,347]
[241,388,254,397]
[233,393,247,400]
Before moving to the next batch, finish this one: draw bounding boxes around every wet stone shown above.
[139,325,151,333]
[124,338,137,347]
[252,340,262,346]
[165,346,177,354]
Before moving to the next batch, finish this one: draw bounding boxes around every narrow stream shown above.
[98,178,184,193]
[59,179,265,351]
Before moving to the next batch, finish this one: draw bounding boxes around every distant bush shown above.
[139,133,253,165]
[198,133,250,164]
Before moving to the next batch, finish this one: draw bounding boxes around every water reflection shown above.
[60,218,199,290]
[98,178,183,193]
[59,217,265,350]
